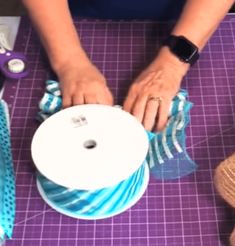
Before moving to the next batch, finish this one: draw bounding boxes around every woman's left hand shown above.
[123,47,189,132]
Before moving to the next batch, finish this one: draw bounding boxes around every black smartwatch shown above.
[163,35,199,66]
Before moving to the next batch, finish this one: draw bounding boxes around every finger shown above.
[72,93,85,105]
[155,100,170,132]
[61,83,74,108]
[84,94,98,104]
[97,91,114,105]
[123,91,137,113]
[131,95,148,123]
[143,99,160,131]
[62,93,73,108]
[123,72,155,112]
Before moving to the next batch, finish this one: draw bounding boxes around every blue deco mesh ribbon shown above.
[147,90,197,179]
[37,80,197,180]
[0,100,15,244]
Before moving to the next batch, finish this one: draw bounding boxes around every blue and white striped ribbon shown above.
[147,89,197,180]
[37,162,149,219]
[35,79,197,218]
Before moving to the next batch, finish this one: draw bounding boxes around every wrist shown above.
[50,46,91,74]
[153,46,190,78]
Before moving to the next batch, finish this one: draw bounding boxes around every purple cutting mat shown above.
[3,14,235,246]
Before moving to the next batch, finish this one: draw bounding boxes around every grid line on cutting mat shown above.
[2,15,235,246]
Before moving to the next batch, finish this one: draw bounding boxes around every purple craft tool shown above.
[0,45,28,80]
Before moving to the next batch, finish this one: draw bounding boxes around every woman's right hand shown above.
[22,0,113,108]
[56,59,114,108]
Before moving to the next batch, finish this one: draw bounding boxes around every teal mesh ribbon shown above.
[0,100,15,243]
[37,80,197,179]
[147,90,197,179]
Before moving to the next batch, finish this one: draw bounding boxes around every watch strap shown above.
[163,35,199,66]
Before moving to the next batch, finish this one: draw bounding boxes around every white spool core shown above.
[31,105,149,190]
[7,58,25,73]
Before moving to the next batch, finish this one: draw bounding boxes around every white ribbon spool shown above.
[31,104,150,219]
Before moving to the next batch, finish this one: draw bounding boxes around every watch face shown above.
[172,37,197,62]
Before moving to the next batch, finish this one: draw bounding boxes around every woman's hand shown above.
[123,47,189,132]
[57,60,113,108]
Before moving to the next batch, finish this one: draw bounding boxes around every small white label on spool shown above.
[7,58,25,73]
